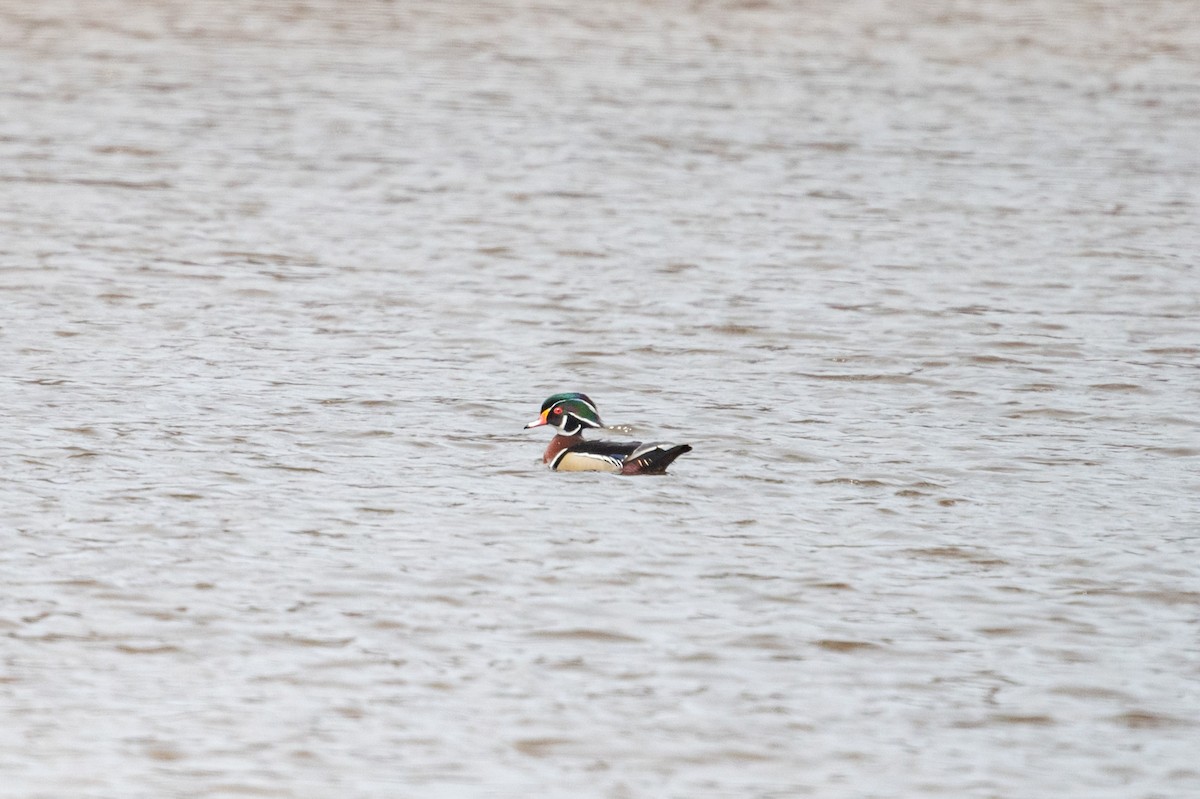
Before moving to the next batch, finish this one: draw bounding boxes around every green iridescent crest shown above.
[540,392,603,433]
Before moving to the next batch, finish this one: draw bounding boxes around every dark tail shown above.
[622,443,692,475]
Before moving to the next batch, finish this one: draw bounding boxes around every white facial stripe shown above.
[546,400,601,434]
[551,396,598,416]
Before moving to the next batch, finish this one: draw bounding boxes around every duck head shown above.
[524,392,604,436]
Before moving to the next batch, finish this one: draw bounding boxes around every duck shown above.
[523,392,692,474]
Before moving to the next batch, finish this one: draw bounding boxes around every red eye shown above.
[553,407,563,415]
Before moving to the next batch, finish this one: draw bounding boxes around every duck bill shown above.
[523,410,550,429]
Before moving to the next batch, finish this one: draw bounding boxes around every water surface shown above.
[2,1,1198,797]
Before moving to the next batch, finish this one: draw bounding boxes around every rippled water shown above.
[3,1,1199,797]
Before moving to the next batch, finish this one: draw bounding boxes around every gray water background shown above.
[2,1,1199,797]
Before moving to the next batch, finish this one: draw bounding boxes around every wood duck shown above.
[523,392,692,474]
